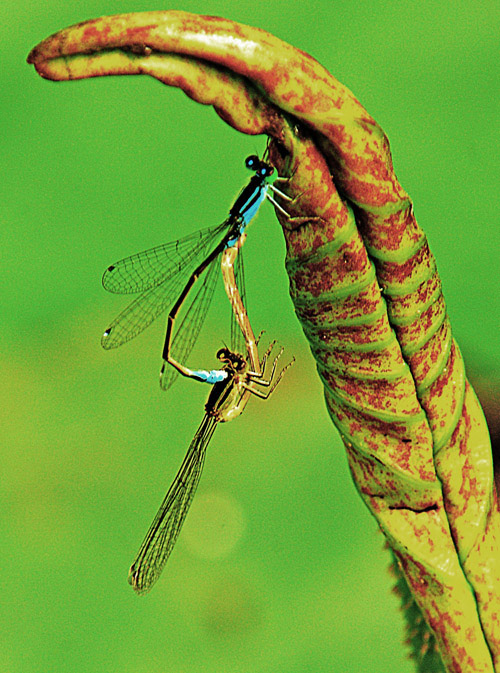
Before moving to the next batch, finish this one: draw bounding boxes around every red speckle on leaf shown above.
[378,242,433,288]
[125,24,157,40]
[82,22,112,45]
[428,343,456,400]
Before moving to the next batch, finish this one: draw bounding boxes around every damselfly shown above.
[101,154,291,389]
[128,340,292,594]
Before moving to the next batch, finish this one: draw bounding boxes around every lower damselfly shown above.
[128,340,292,594]
[100,153,291,390]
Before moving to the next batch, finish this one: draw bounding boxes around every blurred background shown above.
[2,1,498,671]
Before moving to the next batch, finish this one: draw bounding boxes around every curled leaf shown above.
[28,12,499,672]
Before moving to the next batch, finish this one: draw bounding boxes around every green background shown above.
[2,1,498,671]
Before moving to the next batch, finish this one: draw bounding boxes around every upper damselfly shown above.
[101,154,291,389]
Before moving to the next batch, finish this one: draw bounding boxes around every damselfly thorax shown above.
[204,349,252,423]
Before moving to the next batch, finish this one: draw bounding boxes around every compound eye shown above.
[216,347,230,360]
[245,155,259,170]
[259,164,274,177]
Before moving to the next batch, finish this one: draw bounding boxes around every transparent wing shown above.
[101,265,199,350]
[160,255,220,391]
[102,222,228,295]
[128,414,218,594]
[102,220,229,294]
[101,229,227,350]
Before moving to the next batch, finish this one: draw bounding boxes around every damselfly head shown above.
[216,348,247,372]
[232,353,247,372]
[258,163,274,178]
[245,155,274,179]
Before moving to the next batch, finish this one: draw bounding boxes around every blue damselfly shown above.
[101,154,290,389]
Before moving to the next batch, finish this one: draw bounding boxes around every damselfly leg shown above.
[265,183,293,217]
[245,342,295,398]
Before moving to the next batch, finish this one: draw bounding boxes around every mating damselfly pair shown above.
[101,153,293,593]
